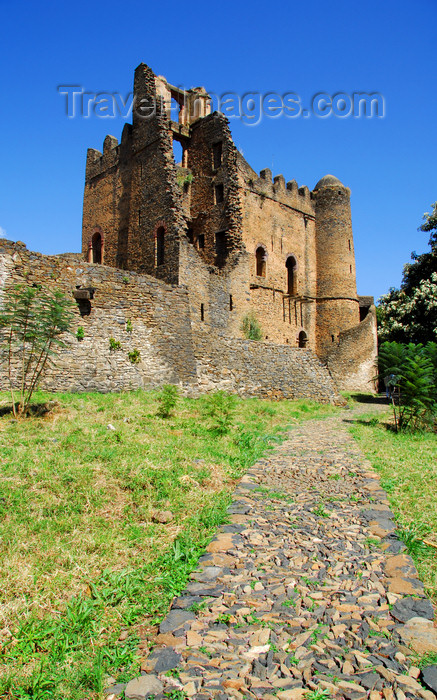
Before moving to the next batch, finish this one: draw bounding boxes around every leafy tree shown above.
[377,202,437,343]
[0,284,74,416]
[378,341,436,431]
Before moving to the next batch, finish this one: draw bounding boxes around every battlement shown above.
[86,125,134,181]
[236,156,315,217]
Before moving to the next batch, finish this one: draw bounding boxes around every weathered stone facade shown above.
[81,63,377,394]
[0,63,377,400]
[0,239,339,402]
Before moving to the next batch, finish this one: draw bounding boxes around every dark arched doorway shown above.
[256,246,267,277]
[286,256,297,295]
[91,232,102,264]
[298,330,308,348]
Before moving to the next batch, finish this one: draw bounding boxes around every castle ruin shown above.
[0,63,377,399]
[82,63,377,392]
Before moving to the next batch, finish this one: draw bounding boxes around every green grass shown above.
[349,407,437,603]
[0,389,335,699]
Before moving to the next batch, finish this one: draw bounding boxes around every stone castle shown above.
[0,63,377,399]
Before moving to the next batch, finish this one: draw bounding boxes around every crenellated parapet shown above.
[237,159,315,218]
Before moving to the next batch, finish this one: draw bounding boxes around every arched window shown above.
[286,256,297,295]
[256,246,267,277]
[298,330,308,348]
[156,227,165,266]
[91,232,102,264]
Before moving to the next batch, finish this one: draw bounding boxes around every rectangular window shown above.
[197,234,205,249]
[200,303,204,321]
[212,141,222,169]
[215,230,226,256]
[215,184,224,204]
[229,294,233,311]
[138,210,141,226]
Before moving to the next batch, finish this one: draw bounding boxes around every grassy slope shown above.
[349,404,437,604]
[0,390,335,700]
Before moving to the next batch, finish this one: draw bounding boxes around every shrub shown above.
[378,341,436,431]
[128,349,141,364]
[156,384,179,418]
[241,312,263,341]
[109,338,122,351]
[76,326,85,341]
[126,319,133,333]
[0,284,74,416]
[202,390,236,435]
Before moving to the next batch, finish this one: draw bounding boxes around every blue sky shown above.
[0,0,436,301]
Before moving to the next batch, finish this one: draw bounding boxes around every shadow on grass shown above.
[0,401,58,417]
[349,393,389,405]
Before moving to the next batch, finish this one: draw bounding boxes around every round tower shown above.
[313,175,360,359]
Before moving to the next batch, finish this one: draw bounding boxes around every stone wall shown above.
[193,331,339,403]
[237,156,318,348]
[325,306,378,393]
[0,240,341,402]
[0,240,196,393]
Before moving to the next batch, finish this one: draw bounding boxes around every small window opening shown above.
[170,97,181,122]
[187,227,194,243]
[197,234,205,249]
[77,299,91,317]
[298,331,308,348]
[350,264,352,273]
[91,232,102,264]
[256,246,267,277]
[156,227,165,266]
[172,139,183,165]
[331,334,335,342]
[200,303,204,321]
[229,294,233,311]
[213,142,223,169]
[348,239,351,251]
[286,256,297,295]
[215,183,224,204]
[138,210,141,226]
[215,230,226,255]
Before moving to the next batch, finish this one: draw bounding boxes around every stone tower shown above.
[313,175,360,359]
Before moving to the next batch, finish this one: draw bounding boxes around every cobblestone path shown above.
[118,406,436,700]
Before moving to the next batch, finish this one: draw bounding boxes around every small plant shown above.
[241,312,263,341]
[122,276,130,285]
[109,337,122,351]
[282,598,296,608]
[128,348,141,364]
[126,318,133,333]
[313,504,330,517]
[215,613,231,625]
[304,689,331,699]
[157,384,179,418]
[202,390,236,435]
[177,172,193,189]
[0,284,74,416]
[76,326,85,341]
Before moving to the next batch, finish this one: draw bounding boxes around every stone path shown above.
[112,404,437,700]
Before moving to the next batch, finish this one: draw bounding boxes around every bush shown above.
[202,391,236,435]
[241,312,263,341]
[156,384,179,418]
[0,284,74,416]
[76,326,84,341]
[378,341,436,431]
[109,338,122,351]
[128,349,141,364]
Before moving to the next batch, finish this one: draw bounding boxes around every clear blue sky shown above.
[1,0,436,301]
